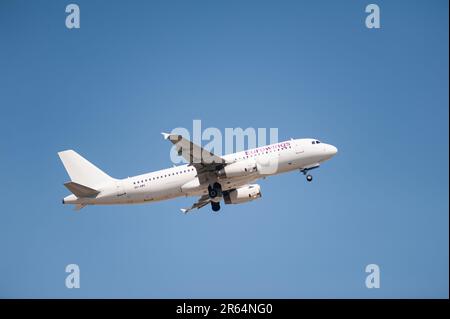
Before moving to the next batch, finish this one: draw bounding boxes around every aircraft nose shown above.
[327,145,338,156]
[331,145,338,155]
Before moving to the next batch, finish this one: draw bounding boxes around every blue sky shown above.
[0,0,448,298]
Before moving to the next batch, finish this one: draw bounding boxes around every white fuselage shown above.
[62,138,337,206]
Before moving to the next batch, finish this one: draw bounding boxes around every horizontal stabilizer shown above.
[64,182,100,198]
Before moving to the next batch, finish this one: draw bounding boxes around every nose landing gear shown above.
[301,167,318,183]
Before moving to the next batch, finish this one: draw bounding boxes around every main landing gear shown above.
[208,182,222,198]
[208,182,222,212]
[211,201,221,212]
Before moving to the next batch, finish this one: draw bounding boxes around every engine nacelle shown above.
[223,184,262,205]
[218,160,257,178]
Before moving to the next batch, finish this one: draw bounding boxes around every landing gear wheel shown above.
[306,174,313,182]
[208,183,222,198]
[211,201,221,212]
[208,187,218,198]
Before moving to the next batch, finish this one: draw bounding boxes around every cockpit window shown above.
[312,141,316,144]
[316,140,321,144]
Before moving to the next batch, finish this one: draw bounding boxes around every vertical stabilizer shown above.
[58,150,115,189]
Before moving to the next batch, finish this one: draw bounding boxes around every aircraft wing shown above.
[180,194,211,214]
[161,132,226,172]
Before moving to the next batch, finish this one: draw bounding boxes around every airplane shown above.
[58,133,338,213]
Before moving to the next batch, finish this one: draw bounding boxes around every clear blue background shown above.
[0,0,448,298]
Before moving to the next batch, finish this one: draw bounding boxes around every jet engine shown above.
[223,184,262,205]
[218,160,257,178]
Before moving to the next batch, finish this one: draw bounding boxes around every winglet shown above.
[180,208,189,214]
[161,132,170,140]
